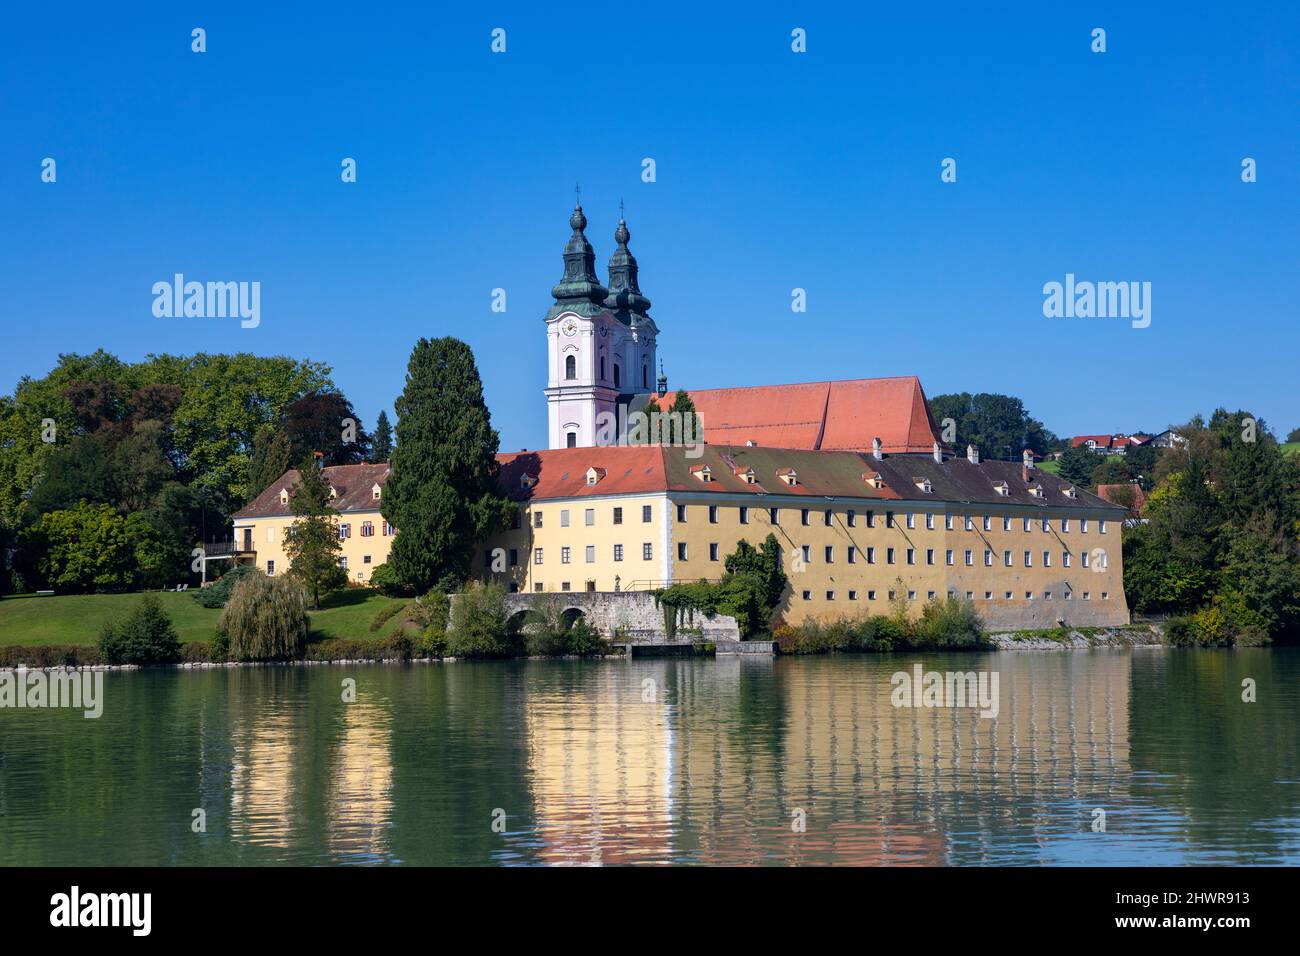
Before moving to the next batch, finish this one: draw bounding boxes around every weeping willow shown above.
[218,574,310,661]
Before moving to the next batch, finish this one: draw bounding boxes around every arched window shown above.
[565,355,576,380]
[613,364,621,388]
[600,356,606,381]
[643,365,648,388]
[566,432,577,448]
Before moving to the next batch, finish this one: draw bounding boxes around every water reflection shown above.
[0,650,1296,865]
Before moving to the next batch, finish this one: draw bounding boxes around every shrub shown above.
[368,562,410,597]
[1165,615,1197,647]
[909,598,988,650]
[446,580,511,657]
[565,617,612,657]
[99,593,182,665]
[219,575,309,661]
[193,564,261,609]
[180,641,215,663]
[0,644,103,668]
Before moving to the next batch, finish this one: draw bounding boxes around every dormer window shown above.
[279,488,289,505]
[585,466,607,486]
[1063,485,1078,500]
[913,477,932,494]
[734,466,756,484]
[690,465,714,483]
[520,473,538,489]
[993,481,1009,496]
[862,471,883,490]
[1029,484,1044,498]
[328,485,338,499]
[776,467,798,486]
[371,483,382,501]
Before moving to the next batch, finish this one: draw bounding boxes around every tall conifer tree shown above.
[383,338,513,591]
[372,410,394,461]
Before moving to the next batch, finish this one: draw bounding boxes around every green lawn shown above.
[1283,442,1300,457]
[0,588,405,647]
[1037,459,1061,475]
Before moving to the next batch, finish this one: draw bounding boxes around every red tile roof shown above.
[1070,434,1145,449]
[672,376,939,454]
[1096,483,1148,512]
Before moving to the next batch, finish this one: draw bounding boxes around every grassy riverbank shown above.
[0,589,405,646]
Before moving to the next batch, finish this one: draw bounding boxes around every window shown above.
[585,508,595,526]
[565,355,576,380]
[945,514,954,530]
[1064,591,1072,600]
[769,507,780,525]
[361,521,374,537]
[1003,550,1012,567]
[266,560,275,576]
[642,505,652,523]
[867,510,876,528]
[1041,517,1050,532]
[561,547,571,564]
[982,516,991,531]
[868,590,877,601]
[511,510,521,530]
[339,523,351,540]
[709,505,718,524]
[887,547,896,564]
[848,590,858,601]
[925,512,935,530]
[824,545,834,563]
[1081,519,1089,533]
[824,509,833,527]
[1045,591,1053,600]
[1100,521,1108,534]
[643,543,653,561]
[964,516,973,531]
[886,511,896,528]
[384,521,394,536]
[1005,591,1013,600]
[907,591,916,601]
[964,549,973,566]
[560,509,571,528]
[1025,591,1034,600]
[1083,592,1091,601]
[826,591,835,601]
[534,548,543,565]
[1043,551,1051,567]
[801,545,811,564]
[847,546,857,564]
[1063,552,1071,567]
[613,507,623,525]
[866,547,876,564]
[927,591,935,601]
[677,504,687,522]
[562,582,571,592]
[984,549,993,567]
[534,511,543,529]
[801,590,811,601]
[1082,551,1090,568]
[946,549,954,566]
[585,545,596,563]
[614,544,624,562]
[1003,516,1012,531]
[566,432,577,448]
[1023,517,1032,532]
[739,506,749,524]
[709,543,719,561]
[801,509,810,526]
[847,510,856,527]
[1062,518,1070,532]
[907,548,916,565]
[534,582,544,592]
[1101,592,1109,600]
[509,548,518,567]
[613,364,621,388]
[889,590,896,601]
[926,548,934,565]
[678,542,688,561]
[984,591,992,600]
[906,512,916,529]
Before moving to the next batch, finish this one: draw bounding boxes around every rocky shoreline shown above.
[989,624,1167,650]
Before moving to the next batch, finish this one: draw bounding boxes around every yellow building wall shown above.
[232,509,390,584]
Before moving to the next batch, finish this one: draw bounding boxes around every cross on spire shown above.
[575,182,581,206]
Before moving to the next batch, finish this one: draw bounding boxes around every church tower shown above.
[544,201,657,449]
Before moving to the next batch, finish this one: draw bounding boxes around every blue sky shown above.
[3,2,1298,452]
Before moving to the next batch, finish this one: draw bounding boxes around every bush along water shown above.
[773,596,989,655]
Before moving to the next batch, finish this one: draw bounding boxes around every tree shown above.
[99,594,182,665]
[282,458,347,609]
[372,410,394,461]
[446,579,510,657]
[26,502,134,592]
[382,338,514,592]
[1056,444,1098,487]
[927,392,1057,458]
[219,574,310,661]
[1287,427,1300,444]
[247,423,293,498]
[279,390,370,466]
[666,389,698,445]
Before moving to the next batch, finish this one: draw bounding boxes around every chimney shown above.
[1022,449,1033,482]
[872,437,883,460]
[932,441,942,464]
[967,444,979,465]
